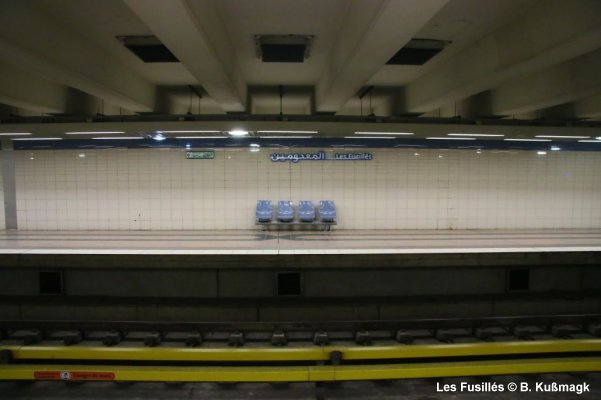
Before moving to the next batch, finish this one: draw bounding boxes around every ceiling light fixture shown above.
[344,136,395,139]
[175,136,227,139]
[354,131,414,135]
[157,130,221,133]
[504,138,551,142]
[258,136,312,139]
[447,133,504,137]
[0,132,32,136]
[550,146,561,151]
[92,137,144,140]
[426,137,476,140]
[65,131,124,135]
[257,130,317,134]
[537,151,547,155]
[535,135,590,139]
[578,140,601,143]
[228,130,249,137]
[12,137,62,141]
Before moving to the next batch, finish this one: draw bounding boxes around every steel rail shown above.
[1,313,599,333]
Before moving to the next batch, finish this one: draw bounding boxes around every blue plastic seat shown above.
[277,201,294,222]
[256,200,273,222]
[298,200,316,222]
[318,200,336,222]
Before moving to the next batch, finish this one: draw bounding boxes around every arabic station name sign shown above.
[270,151,373,163]
[185,151,214,159]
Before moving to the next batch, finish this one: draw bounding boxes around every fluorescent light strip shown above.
[0,132,31,136]
[92,137,143,140]
[65,131,124,135]
[175,136,228,139]
[158,130,221,133]
[535,135,590,139]
[354,132,414,135]
[229,130,249,136]
[578,140,601,143]
[344,136,395,139]
[257,130,318,134]
[12,137,62,141]
[504,138,551,142]
[447,133,504,137]
[426,137,476,140]
[258,136,312,139]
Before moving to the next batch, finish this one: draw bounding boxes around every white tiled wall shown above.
[13,147,601,230]
[0,160,4,229]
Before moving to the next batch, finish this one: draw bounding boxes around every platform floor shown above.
[0,229,600,255]
[1,373,600,400]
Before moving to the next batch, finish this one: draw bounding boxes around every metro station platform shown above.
[1,229,599,323]
[1,229,600,255]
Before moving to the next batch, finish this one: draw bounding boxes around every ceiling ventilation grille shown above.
[117,35,179,63]
[254,35,314,63]
[387,38,451,65]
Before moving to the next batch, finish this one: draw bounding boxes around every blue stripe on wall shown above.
[9,138,601,151]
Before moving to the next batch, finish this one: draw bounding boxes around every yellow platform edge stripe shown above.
[2,339,601,362]
[1,357,600,382]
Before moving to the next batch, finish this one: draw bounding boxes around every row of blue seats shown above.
[256,200,336,223]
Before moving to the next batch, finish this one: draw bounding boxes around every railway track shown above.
[1,314,601,346]
[1,314,601,383]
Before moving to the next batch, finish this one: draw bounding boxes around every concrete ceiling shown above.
[0,0,600,131]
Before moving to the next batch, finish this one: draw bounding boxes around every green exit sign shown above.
[185,151,214,159]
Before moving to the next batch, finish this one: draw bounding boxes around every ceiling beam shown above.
[490,49,601,116]
[572,94,601,120]
[154,86,226,115]
[315,0,448,113]
[248,86,313,115]
[0,103,12,117]
[0,62,67,114]
[405,0,601,113]
[0,2,155,112]
[124,0,246,112]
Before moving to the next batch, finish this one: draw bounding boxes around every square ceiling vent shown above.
[387,38,451,65]
[117,35,179,63]
[255,34,314,63]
